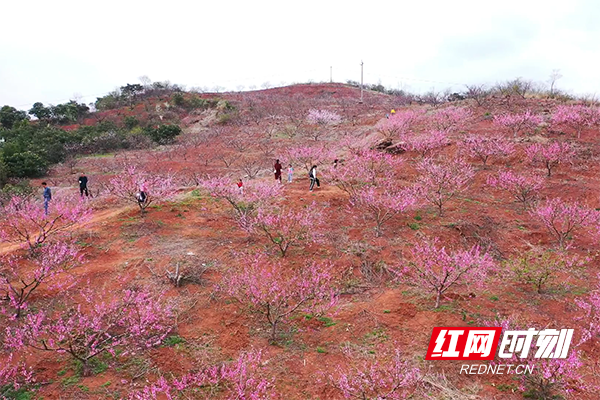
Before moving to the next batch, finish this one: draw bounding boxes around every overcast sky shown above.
[1,0,599,110]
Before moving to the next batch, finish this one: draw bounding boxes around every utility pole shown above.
[360,60,364,103]
[330,66,332,83]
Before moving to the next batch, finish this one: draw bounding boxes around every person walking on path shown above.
[273,159,283,183]
[42,182,52,215]
[287,164,294,183]
[78,173,89,197]
[309,165,320,192]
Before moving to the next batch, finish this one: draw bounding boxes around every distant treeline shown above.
[0,80,234,186]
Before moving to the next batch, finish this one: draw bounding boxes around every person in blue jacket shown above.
[42,182,52,215]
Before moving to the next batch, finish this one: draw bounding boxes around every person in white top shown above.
[309,165,320,191]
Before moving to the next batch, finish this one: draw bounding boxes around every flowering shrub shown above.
[462,134,515,165]
[327,345,422,399]
[494,111,543,137]
[245,204,322,257]
[107,164,177,212]
[397,238,495,308]
[487,170,544,208]
[1,241,81,318]
[530,198,599,248]
[427,106,471,133]
[128,350,273,399]
[415,157,474,217]
[329,150,402,198]
[6,288,174,376]
[350,186,417,237]
[220,254,337,341]
[525,142,574,177]
[551,104,600,138]
[402,130,449,158]
[0,196,91,250]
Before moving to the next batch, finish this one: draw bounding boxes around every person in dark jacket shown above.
[273,159,283,183]
[78,173,89,197]
[42,182,52,215]
[309,165,320,191]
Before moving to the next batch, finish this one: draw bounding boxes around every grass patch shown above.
[316,347,327,354]
[489,295,499,301]
[62,375,80,387]
[318,317,337,327]
[163,335,186,347]
[0,384,34,400]
[408,223,420,230]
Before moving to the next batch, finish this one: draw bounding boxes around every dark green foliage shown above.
[28,102,52,121]
[144,124,182,144]
[123,116,140,130]
[0,106,29,129]
[2,151,47,178]
[172,93,185,107]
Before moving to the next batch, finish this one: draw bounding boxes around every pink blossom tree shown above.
[220,254,337,341]
[427,106,472,133]
[486,170,544,208]
[375,109,423,141]
[307,109,342,125]
[415,157,475,217]
[329,150,402,198]
[0,354,34,393]
[1,241,81,318]
[201,177,282,229]
[328,345,422,399]
[350,186,417,237]
[494,111,543,137]
[530,198,599,248]
[285,145,335,172]
[107,164,178,213]
[128,350,273,399]
[0,196,91,251]
[6,288,174,376]
[306,109,342,141]
[576,275,600,344]
[246,204,322,257]
[461,134,515,165]
[525,141,574,177]
[551,104,600,139]
[396,238,495,308]
[402,130,449,158]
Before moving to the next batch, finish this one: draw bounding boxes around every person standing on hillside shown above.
[42,182,52,215]
[309,165,320,192]
[273,159,283,183]
[78,173,89,197]
[237,178,244,195]
[287,164,294,183]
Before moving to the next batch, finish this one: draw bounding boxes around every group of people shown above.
[273,159,320,191]
[41,173,149,216]
[40,173,90,215]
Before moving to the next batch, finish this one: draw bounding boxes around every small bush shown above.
[144,124,182,144]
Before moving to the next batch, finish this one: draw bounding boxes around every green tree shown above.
[144,125,182,144]
[0,106,29,129]
[28,102,52,122]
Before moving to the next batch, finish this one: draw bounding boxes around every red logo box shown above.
[425,327,502,360]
